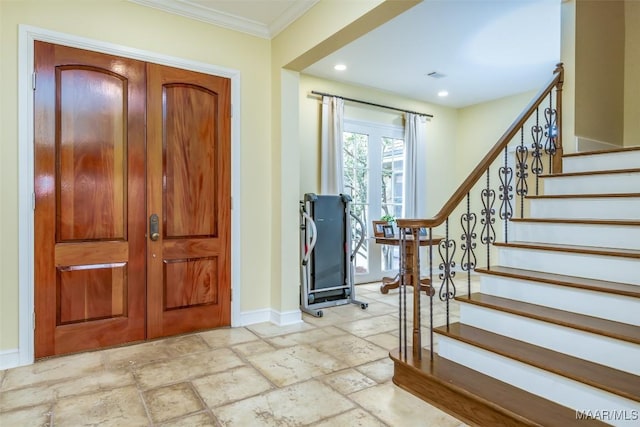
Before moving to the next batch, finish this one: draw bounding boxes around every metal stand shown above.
[299,193,368,317]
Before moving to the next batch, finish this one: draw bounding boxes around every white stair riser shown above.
[497,247,640,285]
[510,222,640,250]
[563,151,640,173]
[543,172,640,195]
[459,303,640,374]
[529,197,640,220]
[480,275,640,326]
[438,337,640,427]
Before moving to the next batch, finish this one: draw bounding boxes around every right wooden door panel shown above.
[146,63,231,339]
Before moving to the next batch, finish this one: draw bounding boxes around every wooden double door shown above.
[34,42,231,358]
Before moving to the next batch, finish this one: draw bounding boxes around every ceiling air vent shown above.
[427,71,446,79]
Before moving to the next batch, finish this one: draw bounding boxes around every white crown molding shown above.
[270,0,320,38]
[129,0,270,38]
[129,0,318,39]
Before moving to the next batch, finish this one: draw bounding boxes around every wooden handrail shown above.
[397,63,564,229]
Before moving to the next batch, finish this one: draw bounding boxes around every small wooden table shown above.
[375,234,443,295]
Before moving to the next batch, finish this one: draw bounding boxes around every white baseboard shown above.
[238,308,271,326]
[271,309,303,326]
[575,136,621,152]
[0,348,20,370]
[238,308,303,327]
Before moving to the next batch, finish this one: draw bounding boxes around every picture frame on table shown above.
[372,220,387,238]
[401,227,428,236]
[382,224,395,238]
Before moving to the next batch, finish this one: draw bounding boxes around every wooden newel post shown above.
[553,62,564,174]
[411,227,422,359]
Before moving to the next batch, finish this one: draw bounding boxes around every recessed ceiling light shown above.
[438,90,449,97]
[334,64,347,71]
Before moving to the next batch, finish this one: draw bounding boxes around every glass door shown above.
[343,120,404,284]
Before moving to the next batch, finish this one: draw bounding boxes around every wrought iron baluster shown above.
[544,92,558,173]
[516,127,529,218]
[499,146,513,243]
[438,218,456,327]
[480,168,496,268]
[411,227,421,360]
[398,228,402,357]
[429,227,434,360]
[399,228,408,360]
[460,192,477,296]
[531,107,543,195]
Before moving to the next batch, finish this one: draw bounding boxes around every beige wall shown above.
[563,0,638,150]
[269,1,418,314]
[561,0,577,154]
[0,0,582,358]
[456,91,537,184]
[624,0,640,146]
[269,0,384,315]
[1,0,415,353]
[0,0,272,351]
[298,74,459,218]
[450,91,538,267]
[574,0,625,147]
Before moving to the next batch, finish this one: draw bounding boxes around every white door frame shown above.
[16,25,242,367]
[343,118,405,284]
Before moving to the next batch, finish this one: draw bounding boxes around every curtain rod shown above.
[311,90,434,118]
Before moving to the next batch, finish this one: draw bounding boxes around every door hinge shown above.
[230,196,233,210]
[32,312,36,330]
[32,192,36,210]
[230,289,232,301]
[32,72,36,91]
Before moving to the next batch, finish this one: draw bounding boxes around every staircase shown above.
[392,147,640,426]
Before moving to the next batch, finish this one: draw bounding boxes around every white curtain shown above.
[403,112,426,218]
[320,96,345,194]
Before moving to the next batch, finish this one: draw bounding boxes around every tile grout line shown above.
[135,383,156,427]
[1,281,474,426]
[314,365,393,426]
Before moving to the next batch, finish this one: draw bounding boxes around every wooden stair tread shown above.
[509,218,640,226]
[542,167,640,178]
[564,146,640,157]
[434,322,640,402]
[494,241,640,259]
[457,293,640,345]
[527,192,640,199]
[390,349,608,427]
[475,266,640,298]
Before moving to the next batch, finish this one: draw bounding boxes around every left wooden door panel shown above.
[34,42,146,357]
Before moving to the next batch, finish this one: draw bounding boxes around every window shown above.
[343,120,404,283]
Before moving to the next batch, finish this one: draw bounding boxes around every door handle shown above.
[149,214,160,241]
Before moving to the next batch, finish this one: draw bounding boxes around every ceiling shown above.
[132,0,561,108]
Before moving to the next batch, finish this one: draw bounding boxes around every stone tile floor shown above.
[0,279,479,426]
